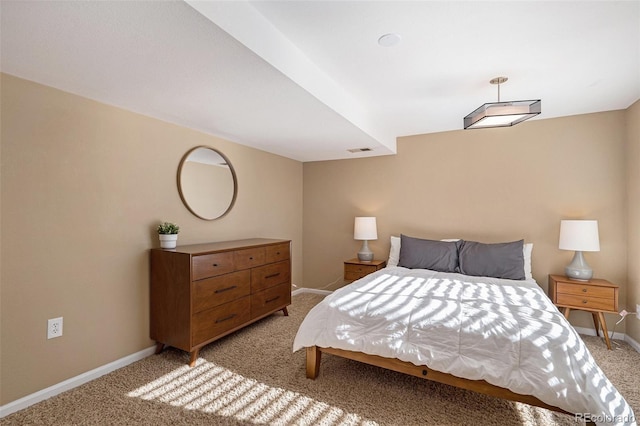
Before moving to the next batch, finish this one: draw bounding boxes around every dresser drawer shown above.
[192,270,250,313]
[265,243,290,264]
[192,296,251,346]
[556,293,616,311]
[251,282,291,319]
[192,252,235,280]
[251,260,290,292]
[557,282,615,299]
[234,247,266,270]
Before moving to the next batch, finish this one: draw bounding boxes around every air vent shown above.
[348,148,373,153]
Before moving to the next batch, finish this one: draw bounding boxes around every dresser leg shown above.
[282,306,289,316]
[562,307,571,319]
[189,349,200,367]
[155,342,165,354]
[597,312,612,350]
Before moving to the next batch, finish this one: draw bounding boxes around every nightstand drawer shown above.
[343,259,386,281]
[345,263,378,280]
[557,282,615,299]
[556,293,616,311]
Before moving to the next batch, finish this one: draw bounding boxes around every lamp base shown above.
[565,251,593,281]
[357,240,374,262]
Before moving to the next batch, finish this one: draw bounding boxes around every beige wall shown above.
[0,74,303,404]
[304,111,629,332]
[626,99,640,344]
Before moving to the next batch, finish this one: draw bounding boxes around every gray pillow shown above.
[398,234,460,272]
[458,239,525,280]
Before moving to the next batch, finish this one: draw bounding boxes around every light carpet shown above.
[2,293,638,425]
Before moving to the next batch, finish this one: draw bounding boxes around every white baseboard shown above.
[625,334,640,352]
[292,287,332,296]
[573,327,626,340]
[0,345,156,418]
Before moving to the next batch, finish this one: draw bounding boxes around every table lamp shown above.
[559,220,600,281]
[354,217,377,262]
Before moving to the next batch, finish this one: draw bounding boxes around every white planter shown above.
[159,234,178,249]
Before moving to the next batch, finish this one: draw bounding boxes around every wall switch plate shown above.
[47,317,63,339]
[637,304,640,320]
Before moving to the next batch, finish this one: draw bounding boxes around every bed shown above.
[293,236,636,426]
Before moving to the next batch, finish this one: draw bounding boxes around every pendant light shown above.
[464,77,541,129]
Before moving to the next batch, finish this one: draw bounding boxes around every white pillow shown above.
[523,243,533,280]
[387,236,401,267]
[387,235,533,280]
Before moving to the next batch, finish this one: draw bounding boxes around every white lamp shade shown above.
[559,220,600,252]
[354,217,377,240]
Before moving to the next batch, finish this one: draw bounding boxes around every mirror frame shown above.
[177,146,238,221]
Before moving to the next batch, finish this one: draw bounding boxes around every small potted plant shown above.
[157,222,180,249]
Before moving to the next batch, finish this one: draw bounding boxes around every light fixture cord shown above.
[497,82,501,102]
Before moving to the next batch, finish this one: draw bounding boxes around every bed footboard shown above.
[304,345,592,422]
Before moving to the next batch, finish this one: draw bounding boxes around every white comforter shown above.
[293,267,636,426]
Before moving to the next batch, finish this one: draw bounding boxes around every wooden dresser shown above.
[150,238,291,366]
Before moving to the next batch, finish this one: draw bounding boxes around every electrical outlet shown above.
[637,304,640,320]
[47,317,63,339]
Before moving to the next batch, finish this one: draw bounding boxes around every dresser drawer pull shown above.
[215,314,236,324]
[249,257,254,260]
[582,288,587,292]
[214,285,237,294]
[212,263,218,267]
[266,296,280,303]
[582,300,588,304]
[265,273,281,279]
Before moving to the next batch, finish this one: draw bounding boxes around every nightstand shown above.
[344,258,386,282]
[548,274,619,350]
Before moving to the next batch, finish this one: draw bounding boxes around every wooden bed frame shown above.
[306,346,596,425]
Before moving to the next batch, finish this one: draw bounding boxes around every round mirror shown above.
[177,146,238,220]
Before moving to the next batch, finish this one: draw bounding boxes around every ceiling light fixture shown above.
[378,33,401,47]
[464,77,541,130]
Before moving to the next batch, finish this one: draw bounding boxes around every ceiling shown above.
[2,1,639,162]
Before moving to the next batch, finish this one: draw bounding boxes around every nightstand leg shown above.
[592,313,601,337]
[597,312,612,350]
[562,307,571,319]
